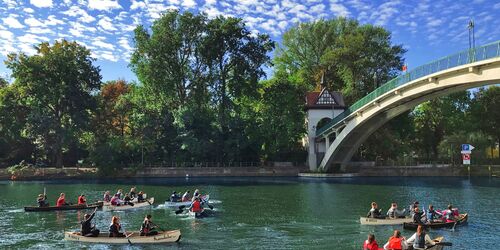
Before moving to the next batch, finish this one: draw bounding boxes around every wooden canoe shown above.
[403,213,468,230]
[102,198,154,211]
[24,202,103,212]
[407,236,445,250]
[359,216,412,225]
[64,230,181,244]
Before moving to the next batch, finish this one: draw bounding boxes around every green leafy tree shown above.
[471,86,500,158]
[5,40,101,167]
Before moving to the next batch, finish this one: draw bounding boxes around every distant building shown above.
[304,88,345,171]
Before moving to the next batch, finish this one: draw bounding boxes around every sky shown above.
[0,0,499,83]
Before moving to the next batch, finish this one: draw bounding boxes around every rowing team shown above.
[363,225,438,250]
[80,207,159,238]
[36,192,88,207]
[103,187,147,206]
[367,201,461,223]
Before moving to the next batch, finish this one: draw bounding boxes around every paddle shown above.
[121,224,133,245]
[450,221,458,231]
[435,242,453,246]
[175,205,186,215]
[202,195,213,210]
[151,221,166,232]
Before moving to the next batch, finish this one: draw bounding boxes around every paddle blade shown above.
[436,242,453,246]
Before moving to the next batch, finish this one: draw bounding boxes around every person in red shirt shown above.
[56,193,68,207]
[383,230,407,250]
[363,233,381,250]
[190,198,202,213]
[78,194,87,205]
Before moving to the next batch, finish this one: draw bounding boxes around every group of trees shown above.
[0,11,498,172]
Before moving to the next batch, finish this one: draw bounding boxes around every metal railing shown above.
[316,41,500,137]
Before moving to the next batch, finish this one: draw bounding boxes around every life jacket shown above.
[388,237,402,250]
[444,209,454,220]
[363,239,378,250]
[56,197,65,207]
[414,232,426,249]
[103,194,111,202]
[427,209,435,220]
[141,220,151,234]
[110,196,119,205]
[388,208,395,218]
[191,200,202,212]
[78,196,86,205]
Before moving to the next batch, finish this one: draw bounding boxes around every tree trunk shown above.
[218,60,227,163]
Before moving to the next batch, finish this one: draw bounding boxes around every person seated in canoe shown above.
[103,191,111,203]
[412,207,425,224]
[383,230,407,250]
[81,207,99,237]
[115,189,123,199]
[110,194,124,206]
[181,190,191,202]
[406,225,436,250]
[108,216,126,237]
[189,197,203,213]
[362,233,380,250]
[123,194,135,206]
[442,204,457,222]
[192,189,200,200]
[129,187,137,199]
[140,214,158,236]
[137,191,145,203]
[366,202,383,218]
[386,202,406,219]
[78,194,87,205]
[37,194,49,207]
[426,205,442,223]
[409,201,419,217]
[170,191,180,202]
[56,193,69,207]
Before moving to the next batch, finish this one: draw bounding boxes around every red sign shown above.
[462,154,471,160]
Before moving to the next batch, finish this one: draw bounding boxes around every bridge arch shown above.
[316,42,500,172]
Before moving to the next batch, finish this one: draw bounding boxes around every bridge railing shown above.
[316,41,500,137]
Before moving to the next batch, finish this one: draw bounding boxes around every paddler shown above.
[56,193,69,207]
[366,202,383,218]
[103,191,111,202]
[78,194,87,205]
[426,205,441,222]
[37,194,49,207]
[170,191,180,202]
[140,214,158,236]
[363,233,380,250]
[115,189,123,199]
[412,207,425,224]
[386,202,406,219]
[81,207,99,237]
[406,225,436,250]
[442,204,457,222]
[128,187,137,199]
[181,190,191,202]
[189,197,203,213]
[108,216,126,237]
[383,230,407,250]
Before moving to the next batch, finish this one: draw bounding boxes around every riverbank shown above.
[1,164,498,180]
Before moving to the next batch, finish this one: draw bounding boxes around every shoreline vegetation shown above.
[0,12,499,175]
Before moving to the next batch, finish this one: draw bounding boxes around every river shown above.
[0,177,498,249]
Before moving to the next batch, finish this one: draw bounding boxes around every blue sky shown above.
[0,0,499,83]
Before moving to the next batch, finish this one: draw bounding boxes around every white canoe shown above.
[103,198,154,211]
[64,230,181,244]
[164,195,210,208]
[359,216,412,225]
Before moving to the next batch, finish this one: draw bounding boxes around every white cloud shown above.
[118,38,133,51]
[0,30,14,40]
[182,0,196,9]
[45,15,65,26]
[30,0,53,8]
[130,0,146,10]
[330,3,350,17]
[98,16,117,31]
[23,8,35,13]
[62,6,96,23]
[427,19,442,27]
[88,0,122,11]
[25,17,44,27]
[2,16,24,29]
[93,40,114,50]
[18,33,49,44]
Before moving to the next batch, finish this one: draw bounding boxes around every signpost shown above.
[461,144,475,165]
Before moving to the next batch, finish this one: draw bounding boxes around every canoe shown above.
[403,213,468,230]
[188,208,214,219]
[164,195,210,208]
[64,229,181,244]
[407,236,445,250]
[359,216,412,225]
[102,198,154,211]
[24,202,103,212]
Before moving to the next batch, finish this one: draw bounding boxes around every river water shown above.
[0,177,498,249]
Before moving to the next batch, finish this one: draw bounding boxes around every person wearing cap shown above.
[37,194,49,207]
[140,214,158,236]
[409,201,419,217]
[78,194,87,205]
[81,207,99,237]
[170,191,180,202]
